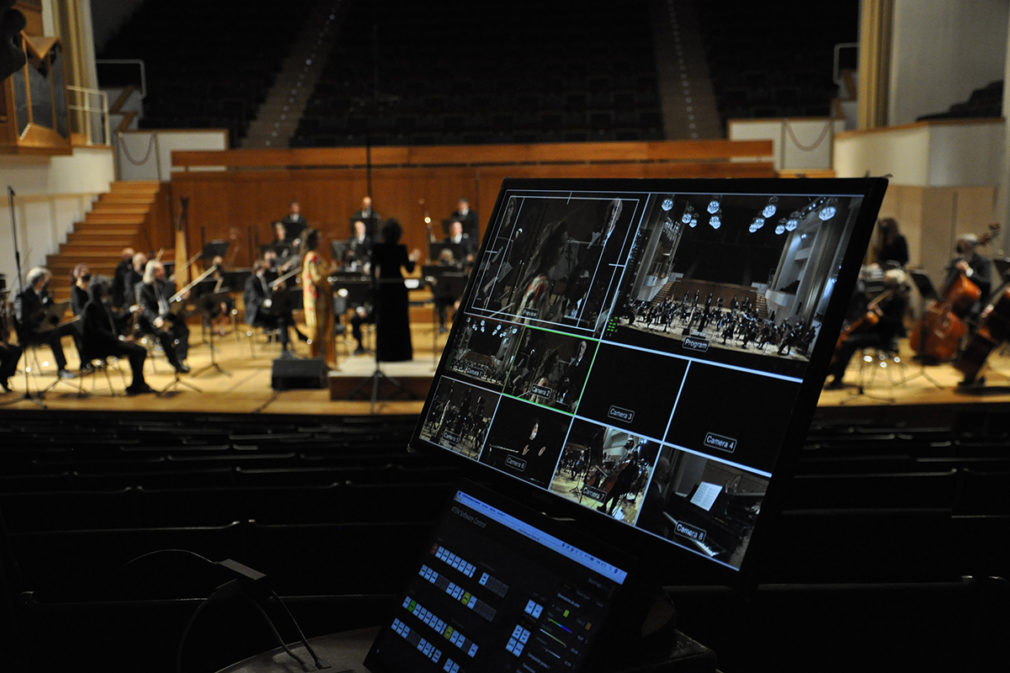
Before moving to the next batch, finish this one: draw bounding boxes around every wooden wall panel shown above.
[168,140,776,267]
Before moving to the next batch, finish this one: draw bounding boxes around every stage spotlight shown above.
[787,211,800,230]
[681,203,695,224]
[762,196,778,218]
[819,198,838,221]
[709,214,721,229]
[752,217,765,231]
[689,217,698,228]
[775,224,786,235]
[661,197,674,211]
[707,197,721,214]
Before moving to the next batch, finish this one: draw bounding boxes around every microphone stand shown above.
[5,186,46,408]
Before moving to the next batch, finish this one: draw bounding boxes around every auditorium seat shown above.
[784,469,958,510]
[244,521,431,595]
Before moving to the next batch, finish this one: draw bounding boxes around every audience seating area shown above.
[1,406,1008,671]
[917,80,1004,121]
[99,0,312,146]
[292,0,664,147]
[97,0,868,148]
[692,0,857,127]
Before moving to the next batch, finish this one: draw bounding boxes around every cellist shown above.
[943,233,992,318]
[825,269,910,389]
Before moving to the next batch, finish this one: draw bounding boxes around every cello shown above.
[909,224,1000,361]
[955,287,1010,385]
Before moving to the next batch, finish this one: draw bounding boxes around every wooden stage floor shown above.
[3,320,1010,417]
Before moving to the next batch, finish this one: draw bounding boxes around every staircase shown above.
[242,0,343,148]
[47,181,162,302]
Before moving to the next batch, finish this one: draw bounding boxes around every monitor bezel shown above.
[408,176,888,588]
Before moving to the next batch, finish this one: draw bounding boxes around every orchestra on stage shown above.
[3,205,1008,399]
[0,196,479,396]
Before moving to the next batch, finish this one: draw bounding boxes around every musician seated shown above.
[123,252,147,315]
[70,263,93,369]
[945,233,993,316]
[83,281,152,395]
[244,256,297,354]
[349,304,374,355]
[110,247,135,309]
[280,199,307,244]
[0,336,22,392]
[202,255,235,337]
[136,260,191,373]
[825,268,909,389]
[443,220,476,266]
[345,219,373,272]
[70,263,92,317]
[13,266,79,379]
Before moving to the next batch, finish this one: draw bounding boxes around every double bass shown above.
[909,224,1000,361]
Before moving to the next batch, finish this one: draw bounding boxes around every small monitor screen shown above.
[364,484,630,673]
[411,178,886,573]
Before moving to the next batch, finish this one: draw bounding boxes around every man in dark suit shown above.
[443,220,476,266]
[82,281,152,395]
[137,260,190,373]
[351,195,380,223]
[346,219,373,271]
[280,200,308,243]
[945,233,993,311]
[451,197,479,241]
[243,256,293,354]
[110,247,135,308]
[14,267,77,379]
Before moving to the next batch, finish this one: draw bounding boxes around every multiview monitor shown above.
[411,177,887,577]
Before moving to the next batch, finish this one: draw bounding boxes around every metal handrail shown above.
[833,42,859,85]
[65,85,110,146]
[95,58,147,98]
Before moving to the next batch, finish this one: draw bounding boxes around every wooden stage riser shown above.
[4,328,1009,416]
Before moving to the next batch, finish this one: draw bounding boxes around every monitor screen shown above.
[364,483,631,673]
[411,178,886,574]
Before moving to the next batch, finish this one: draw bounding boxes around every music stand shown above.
[885,270,945,389]
[331,276,372,363]
[424,266,467,366]
[271,287,302,356]
[427,242,456,264]
[191,292,231,377]
[909,270,938,302]
[330,240,348,266]
[993,257,1010,283]
[221,269,251,293]
[200,240,230,262]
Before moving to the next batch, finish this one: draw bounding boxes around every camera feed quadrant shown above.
[480,397,572,488]
[469,192,640,335]
[418,379,499,460]
[636,446,768,569]
[665,363,800,474]
[503,327,597,413]
[577,343,688,439]
[550,420,662,526]
[443,315,523,390]
[606,192,863,378]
